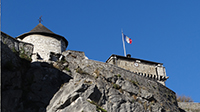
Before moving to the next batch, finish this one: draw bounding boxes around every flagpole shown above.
[121,29,126,57]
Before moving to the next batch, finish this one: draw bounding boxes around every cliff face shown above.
[1,34,182,112]
[46,50,180,112]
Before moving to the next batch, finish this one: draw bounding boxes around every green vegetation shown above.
[19,47,32,61]
[64,66,71,72]
[114,74,121,77]
[2,36,9,44]
[12,47,18,54]
[58,59,67,64]
[76,67,90,75]
[113,84,121,90]
[20,53,32,61]
[87,100,107,112]
[130,80,139,86]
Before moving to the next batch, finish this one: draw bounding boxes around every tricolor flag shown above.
[123,33,132,44]
[122,31,132,56]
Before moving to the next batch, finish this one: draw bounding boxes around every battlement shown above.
[106,54,169,85]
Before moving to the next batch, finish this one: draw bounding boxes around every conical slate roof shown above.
[16,23,68,47]
[29,23,54,33]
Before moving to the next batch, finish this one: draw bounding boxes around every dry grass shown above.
[177,95,193,102]
[132,94,137,100]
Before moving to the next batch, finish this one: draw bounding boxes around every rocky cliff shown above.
[1,33,184,112]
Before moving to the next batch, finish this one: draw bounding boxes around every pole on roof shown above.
[38,15,43,23]
[121,29,126,57]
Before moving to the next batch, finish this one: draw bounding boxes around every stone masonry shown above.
[21,34,66,61]
[178,102,200,112]
[1,31,34,62]
[16,23,68,62]
[106,54,169,85]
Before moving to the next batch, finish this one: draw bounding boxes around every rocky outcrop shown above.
[1,33,184,112]
[46,50,180,112]
[178,102,200,112]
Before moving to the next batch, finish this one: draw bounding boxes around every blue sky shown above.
[2,1,200,102]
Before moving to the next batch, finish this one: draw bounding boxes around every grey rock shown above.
[82,85,102,103]
[58,97,97,112]
[121,80,139,95]
[2,35,182,112]
[140,89,153,100]
[46,80,89,112]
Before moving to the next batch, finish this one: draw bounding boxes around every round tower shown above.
[16,23,68,62]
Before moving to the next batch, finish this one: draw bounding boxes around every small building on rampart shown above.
[106,54,169,85]
[16,23,68,62]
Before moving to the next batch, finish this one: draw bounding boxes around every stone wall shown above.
[1,32,33,62]
[117,59,158,75]
[20,34,66,61]
[178,102,200,112]
[107,56,168,85]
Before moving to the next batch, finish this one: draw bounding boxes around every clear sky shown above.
[2,0,200,102]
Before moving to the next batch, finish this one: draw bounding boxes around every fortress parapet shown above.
[106,54,169,85]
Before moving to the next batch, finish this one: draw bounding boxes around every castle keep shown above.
[16,23,68,62]
[106,54,169,85]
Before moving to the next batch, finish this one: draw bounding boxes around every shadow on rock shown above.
[2,61,72,112]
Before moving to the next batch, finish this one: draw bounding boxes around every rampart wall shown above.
[107,56,168,85]
[118,59,167,84]
[178,102,200,112]
[1,32,33,61]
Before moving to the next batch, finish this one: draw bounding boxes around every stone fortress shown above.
[106,54,169,85]
[3,22,169,85]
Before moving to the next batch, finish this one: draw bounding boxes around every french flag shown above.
[123,34,132,44]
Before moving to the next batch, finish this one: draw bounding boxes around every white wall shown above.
[22,34,66,61]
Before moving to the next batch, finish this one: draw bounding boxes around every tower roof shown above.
[16,23,68,47]
[29,23,54,33]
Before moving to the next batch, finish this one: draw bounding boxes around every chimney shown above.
[127,54,131,58]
